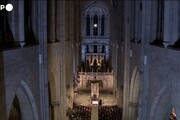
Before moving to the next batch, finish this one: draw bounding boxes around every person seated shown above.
[99,99,102,106]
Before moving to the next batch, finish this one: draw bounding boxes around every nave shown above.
[68,89,122,120]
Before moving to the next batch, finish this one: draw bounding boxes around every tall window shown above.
[86,15,90,36]
[101,15,104,36]
[94,45,97,53]
[93,15,98,36]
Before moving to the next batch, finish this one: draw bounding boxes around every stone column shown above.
[163,1,179,46]
[38,1,49,120]
[49,1,56,43]
[105,16,110,37]
[171,1,179,45]
[74,1,82,67]
[59,1,66,119]
[105,45,109,62]
[19,1,25,47]
[138,1,151,120]
[129,103,138,120]
[51,101,60,120]
[135,1,142,42]
[163,1,171,44]
[114,44,118,96]
[82,45,86,62]
[150,1,158,42]
[122,1,131,120]
[75,1,80,69]
[82,16,85,37]
[56,0,61,42]
[67,0,74,106]
[31,0,38,39]
[130,1,135,41]
[98,17,101,36]
[90,16,93,36]
[8,0,15,37]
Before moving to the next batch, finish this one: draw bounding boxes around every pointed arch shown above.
[8,95,22,120]
[82,1,109,18]
[149,85,171,120]
[14,81,39,120]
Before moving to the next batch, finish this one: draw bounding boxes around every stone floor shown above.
[74,90,117,106]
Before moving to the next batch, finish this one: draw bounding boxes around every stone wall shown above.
[147,46,180,119]
[129,44,180,119]
[0,46,40,120]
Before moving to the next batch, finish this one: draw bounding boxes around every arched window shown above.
[94,45,97,53]
[93,15,98,36]
[86,15,90,36]
[101,15,104,36]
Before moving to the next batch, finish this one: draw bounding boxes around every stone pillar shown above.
[172,1,179,45]
[105,45,109,62]
[130,1,135,41]
[82,45,86,62]
[49,1,56,43]
[90,16,93,36]
[129,103,138,120]
[98,17,101,36]
[163,1,171,44]
[38,1,49,120]
[19,1,25,47]
[134,1,139,41]
[8,0,15,38]
[31,0,38,39]
[122,1,131,120]
[82,16,86,37]
[135,1,142,42]
[163,1,179,45]
[59,1,66,119]
[56,0,61,42]
[67,0,74,106]
[114,44,118,96]
[75,1,80,69]
[138,1,151,120]
[51,101,60,120]
[105,16,110,37]
[150,1,158,42]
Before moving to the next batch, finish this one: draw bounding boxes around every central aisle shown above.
[91,105,98,120]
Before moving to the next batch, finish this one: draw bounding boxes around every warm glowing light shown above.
[92,101,98,105]
[94,24,97,27]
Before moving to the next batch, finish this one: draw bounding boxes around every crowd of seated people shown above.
[69,105,91,120]
[98,105,122,120]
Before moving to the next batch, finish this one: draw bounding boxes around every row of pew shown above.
[98,105,122,120]
[69,105,91,120]
[69,105,122,120]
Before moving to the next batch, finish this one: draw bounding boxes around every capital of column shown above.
[50,101,60,107]
[163,41,169,48]
[129,102,138,107]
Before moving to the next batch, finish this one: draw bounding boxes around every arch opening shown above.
[9,81,40,120]
[8,96,22,120]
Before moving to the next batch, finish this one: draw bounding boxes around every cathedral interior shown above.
[0,0,179,120]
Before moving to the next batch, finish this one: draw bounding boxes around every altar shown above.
[91,82,99,99]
